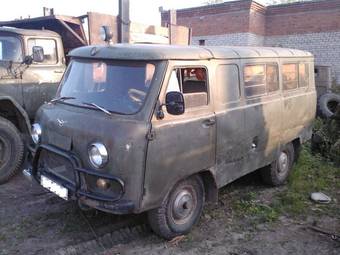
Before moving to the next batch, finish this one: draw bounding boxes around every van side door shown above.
[142,62,216,210]
[214,62,248,187]
[242,61,282,171]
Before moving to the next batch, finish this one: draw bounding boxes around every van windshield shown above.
[0,36,23,62]
[57,59,157,114]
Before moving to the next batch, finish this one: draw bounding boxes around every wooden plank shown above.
[58,19,87,46]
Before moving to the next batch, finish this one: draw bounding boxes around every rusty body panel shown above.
[30,44,316,215]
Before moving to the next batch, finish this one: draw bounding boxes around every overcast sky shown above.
[0,0,268,26]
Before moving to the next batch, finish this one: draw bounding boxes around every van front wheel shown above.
[261,143,294,186]
[147,175,205,240]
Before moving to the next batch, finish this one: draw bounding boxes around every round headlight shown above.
[88,143,108,168]
[31,123,42,144]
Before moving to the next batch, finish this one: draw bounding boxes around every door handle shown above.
[202,118,216,127]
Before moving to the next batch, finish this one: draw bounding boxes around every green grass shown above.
[275,147,340,216]
[230,146,340,223]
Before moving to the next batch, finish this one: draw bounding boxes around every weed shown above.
[230,146,340,223]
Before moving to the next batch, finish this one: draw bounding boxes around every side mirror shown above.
[165,91,185,115]
[32,46,44,63]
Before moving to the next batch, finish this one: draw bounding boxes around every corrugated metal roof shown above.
[69,44,313,60]
[0,26,60,37]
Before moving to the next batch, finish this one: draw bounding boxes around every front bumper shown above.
[28,144,134,214]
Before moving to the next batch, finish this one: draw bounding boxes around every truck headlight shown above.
[100,26,113,42]
[88,143,108,168]
[31,123,42,144]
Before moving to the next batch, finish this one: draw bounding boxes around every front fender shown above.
[0,94,31,135]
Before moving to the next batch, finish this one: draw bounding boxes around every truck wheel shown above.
[147,175,205,240]
[0,117,24,184]
[261,143,294,186]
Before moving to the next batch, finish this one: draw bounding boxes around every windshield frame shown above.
[55,58,162,116]
[0,33,24,63]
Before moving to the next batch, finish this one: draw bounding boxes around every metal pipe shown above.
[118,0,130,43]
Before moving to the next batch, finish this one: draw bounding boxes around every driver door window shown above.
[166,67,208,108]
[28,38,57,64]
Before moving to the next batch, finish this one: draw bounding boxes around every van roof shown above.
[0,26,60,37]
[69,44,313,61]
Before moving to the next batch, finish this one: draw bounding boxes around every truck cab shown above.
[0,27,65,183]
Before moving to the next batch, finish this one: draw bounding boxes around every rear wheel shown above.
[261,143,294,186]
[147,175,205,240]
[0,117,24,184]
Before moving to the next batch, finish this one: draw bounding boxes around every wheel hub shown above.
[278,151,289,175]
[172,190,195,221]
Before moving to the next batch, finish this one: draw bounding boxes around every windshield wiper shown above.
[82,102,112,116]
[50,96,76,103]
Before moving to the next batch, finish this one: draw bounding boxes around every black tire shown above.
[261,143,295,186]
[0,117,24,184]
[147,175,205,240]
[318,93,340,118]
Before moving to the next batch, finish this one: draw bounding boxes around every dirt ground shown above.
[0,169,339,255]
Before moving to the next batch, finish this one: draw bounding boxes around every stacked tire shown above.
[313,92,340,165]
[318,92,340,118]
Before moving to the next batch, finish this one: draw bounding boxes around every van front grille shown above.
[38,149,75,184]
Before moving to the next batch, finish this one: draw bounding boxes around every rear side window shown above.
[166,67,208,108]
[217,64,240,103]
[283,63,298,90]
[244,64,279,97]
[28,38,57,64]
[299,63,309,87]
[244,65,266,97]
[266,64,279,92]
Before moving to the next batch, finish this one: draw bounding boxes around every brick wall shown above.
[265,31,340,81]
[192,32,264,46]
[162,0,340,83]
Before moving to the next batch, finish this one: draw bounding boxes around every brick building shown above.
[161,0,340,83]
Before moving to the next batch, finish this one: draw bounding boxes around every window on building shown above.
[166,67,208,108]
[217,64,240,103]
[266,64,279,93]
[244,65,266,97]
[28,38,57,64]
[283,63,298,90]
[199,39,206,46]
[299,63,309,87]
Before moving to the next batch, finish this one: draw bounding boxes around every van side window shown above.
[166,67,208,108]
[283,63,298,90]
[266,64,279,92]
[299,63,309,87]
[217,64,240,103]
[244,65,266,97]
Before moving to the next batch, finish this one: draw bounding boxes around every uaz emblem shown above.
[57,118,67,127]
